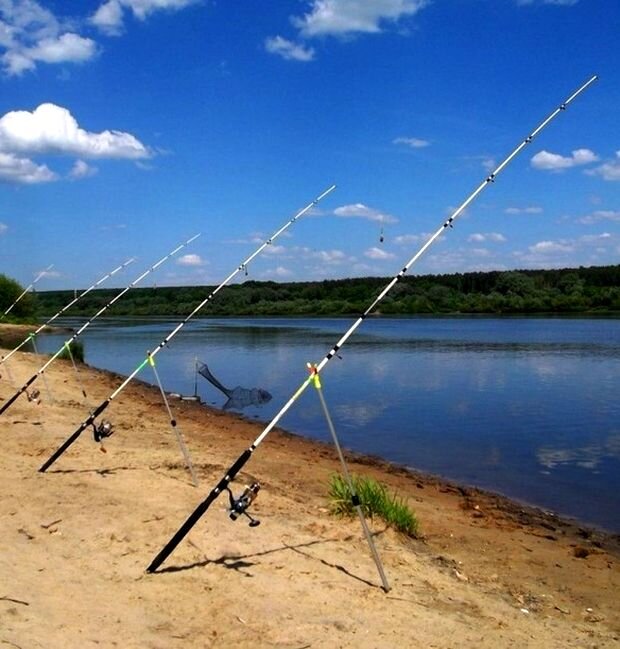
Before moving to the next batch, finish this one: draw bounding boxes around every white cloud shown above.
[467,232,507,243]
[0,151,57,184]
[176,253,206,267]
[504,206,543,215]
[292,0,429,37]
[0,1,97,75]
[530,148,599,171]
[585,151,620,182]
[334,203,398,224]
[393,233,421,245]
[265,35,315,62]
[578,210,620,224]
[69,159,98,179]
[393,136,429,149]
[528,240,574,254]
[297,247,348,264]
[91,0,198,34]
[0,103,151,159]
[364,246,395,260]
[263,243,286,256]
[90,0,125,35]
[0,222,7,234]
[27,32,96,64]
[262,265,293,279]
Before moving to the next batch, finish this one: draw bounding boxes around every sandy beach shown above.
[1,328,618,648]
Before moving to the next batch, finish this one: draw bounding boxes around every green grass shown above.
[58,340,85,363]
[328,473,420,538]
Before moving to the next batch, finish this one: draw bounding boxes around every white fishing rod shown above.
[38,185,336,473]
[146,74,598,574]
[0,234,200,417]
[1,259,135,368]
[2,264,54,318]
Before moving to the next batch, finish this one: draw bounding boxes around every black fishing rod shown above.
[1,264,54,318]
[0,235,200,417]
[1,259,134,369]
[38,185,336,472]
[146,75,598,573]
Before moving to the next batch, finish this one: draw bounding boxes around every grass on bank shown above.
[328,473,420,538]
[58,340,85,363]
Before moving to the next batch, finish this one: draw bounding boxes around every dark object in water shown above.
[197,362,272,411]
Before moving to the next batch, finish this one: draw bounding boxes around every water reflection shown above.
[197,361,272,411]
[35,316,620,532]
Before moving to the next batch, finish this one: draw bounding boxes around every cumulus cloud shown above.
[0,1,97,75]
[176,253,206,267]
[585,151,620,182]
[530,148,599,171]
[334,203,398,224]
[504,206,543,215]
[69,159,98,179]
[528,240,575,254]
[0,103,151,184]
[0,222,7,234]
[0,151,57,184]
[364,246,395,260]
[0,103,151,159]
[91,0,198,34]
[292,0,429,37]
[264,35,315,61]
[467,232,507,243]
[393,136,429,149]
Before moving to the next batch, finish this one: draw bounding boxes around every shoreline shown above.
[1,338,619,647]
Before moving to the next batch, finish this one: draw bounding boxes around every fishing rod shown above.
[146,74,599,574]
[1,259,135,369]
[2,264,54,318]
[38,185,336,473]
[0,234,200,417]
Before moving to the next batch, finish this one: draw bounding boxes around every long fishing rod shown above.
[0,234,200,417]
[2,264,54,318]
[38,185,336,473]
[146,75,598,573]
[1,259,135,369]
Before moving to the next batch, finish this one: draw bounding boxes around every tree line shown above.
[24,264,620,318]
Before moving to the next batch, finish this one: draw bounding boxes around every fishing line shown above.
[38,185,336,473]
[146,75,598,574]
[1,264,54,319]
[0,237,199,418]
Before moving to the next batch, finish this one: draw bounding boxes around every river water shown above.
[35,316,620,533]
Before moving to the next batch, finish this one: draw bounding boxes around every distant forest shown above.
[33,265,620,318]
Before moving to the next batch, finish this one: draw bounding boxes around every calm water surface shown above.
[36,316,620,533]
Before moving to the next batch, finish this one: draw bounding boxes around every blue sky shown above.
[0,0,618,291]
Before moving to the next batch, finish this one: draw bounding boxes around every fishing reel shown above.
[26,388,41,404]
[92,419,114,443]
[225,482,261,527]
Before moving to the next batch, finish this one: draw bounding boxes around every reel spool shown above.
[225,482,261,527]
[92,419,114,443]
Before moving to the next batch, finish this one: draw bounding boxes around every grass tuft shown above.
[58,340,85,363]
[328,473,419,538]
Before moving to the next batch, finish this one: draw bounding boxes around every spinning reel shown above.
[92,419,114,443]
[225,482,261,527]
[26,388,41,404]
